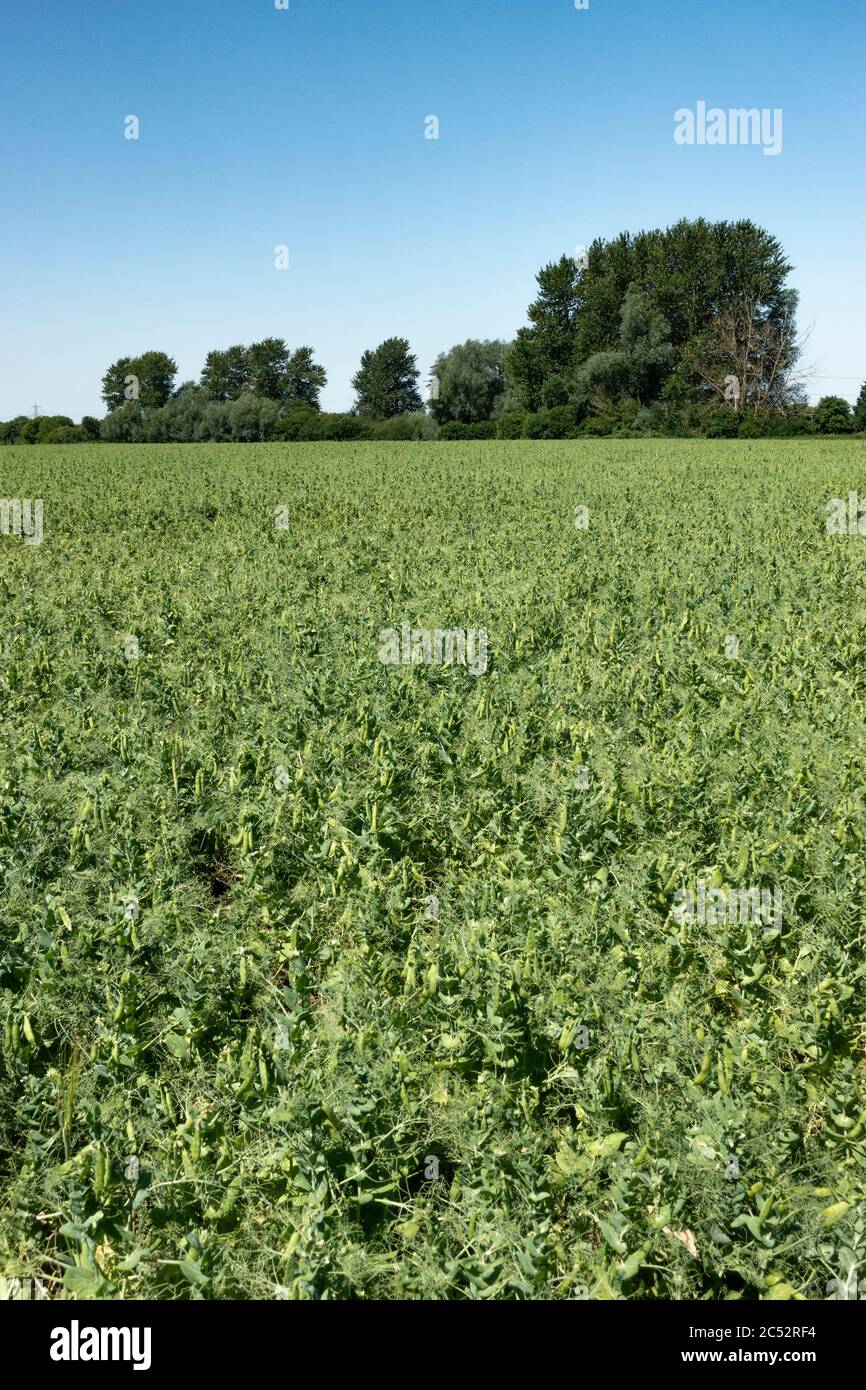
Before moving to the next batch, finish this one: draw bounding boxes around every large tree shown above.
[101,356,134,412]
[200,345,250,400]
[282,346,327,409]
[814,396,853,434]
[681,287,803,413]
[200,342,325,405]
[246,338,290,399]
[429,339,509,423]
[577,285,674,406]
[101,351,177,410]
[352,337,422,418]
[513,219,802,411]
[508,256,583,410]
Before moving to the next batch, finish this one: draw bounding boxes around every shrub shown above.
[518,407,580,440]
[272,405,320,441]
[227,394,279,442]
[630,404,668,436]
[371,411,436,441]
[320,413,371,441]
[814,395,853,434]
[735,411,813,439]
[767,408,814,437]
[495,411,526,439]
[581,415,613,436]
[100,402,144,442]
[737,414,770,438]
[194,402,232,442]
[0,417,32,444]
[40,424,88,443]
[706,407,740,439]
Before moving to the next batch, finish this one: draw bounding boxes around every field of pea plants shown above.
[1,439,865,1301]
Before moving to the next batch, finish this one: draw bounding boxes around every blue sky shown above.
[1,0,864,418]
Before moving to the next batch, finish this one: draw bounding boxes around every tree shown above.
[227,394,279,442]
[0,416,31,444]
[512,219,802,412]
[429,339,509,424]
[618,286,675,402]
[135,351,178,407]
[200,342,324,404]
[282,346,327,409]
[101,357,134,412]
[99,400,144,442]
[572,220,795,367]
[41,424,87,443]
[140,384,208,442]
[509,256,583,409]
[681,284,804,413]
[506,330,546,412]
[101,351,177,410]
[246,338,289,399]
[201,345,250,400]
[814,396,853,434]
[853,382,866,431]
[352,337,422,418]
[577,286,674,406]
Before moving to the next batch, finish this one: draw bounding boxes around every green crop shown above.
[0,439,864,1300]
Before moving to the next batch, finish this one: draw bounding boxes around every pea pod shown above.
[93,1143,108,1196]
[692,1050,712,1086]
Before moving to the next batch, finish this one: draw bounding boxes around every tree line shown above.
[3,218,865,443]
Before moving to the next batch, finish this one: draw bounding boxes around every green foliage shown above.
[200,344,326,408]
[282,347,327,410]
[854,384,866,432]
[370,411,437,441]
[2,439,863,1300]
[814,396,854,435]
[429,340,510,424]
[495,411,526,440]
[352,337,423,418]
[101,357,134,413]
[438,420,496,441]
[508,257,583,410]
[577,286,674,408]
[0,416,98,445]
[523,406,581,439]
[39,424,88,444]
[246,339,290,401]
[201,346,250,401]
[99,402,145,443]
[706,408,740,439]
[101,352,178,411]
[511,220,801,416]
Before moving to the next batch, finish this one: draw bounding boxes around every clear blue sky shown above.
[1,0,864,418]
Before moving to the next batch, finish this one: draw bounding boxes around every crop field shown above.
[1,438,865,1301]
